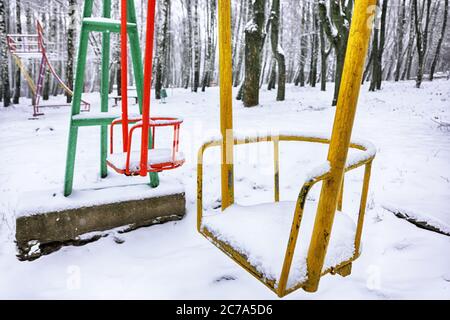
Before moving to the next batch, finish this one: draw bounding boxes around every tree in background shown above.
[0,0,11,107]
[318,0,353,106]
[269,0,285,101]
[369,0,388,91]
[429,0,448,81]
[413,0,432,88]
[294,3,308,87]
[201,0,216,92]
[66,0,76,103]
[395,0,407,82]
[192,0,201,92]
[12,0,22,104]
[243,0,265,108]
[155,0,170,99]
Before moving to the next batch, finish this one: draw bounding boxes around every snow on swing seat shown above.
[107,148,185,172]
[202,201,357,289]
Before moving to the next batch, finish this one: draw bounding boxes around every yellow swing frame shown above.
[197,0,377,297]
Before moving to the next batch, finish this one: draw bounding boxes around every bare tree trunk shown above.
[319,19,331,91]
[12,0,22,104]
[269,0,285,101]
[402,1,416,80]
[309,5,319,88]
[369,0,388,91]
[183,0,193,90]
[369,24,379,92]
[25,6,34,100]
[155,0,170,99]
[42,11,50,101]
[429,0,448,81]
[202,0,216,91]
[0,0,11,107]
[395,0,406,81]
[242,0,265,108]
[376,0,388,89]
[66,0,76,103]
[192,0,200,92]
[413,0,432,88]
[318,0,352,106]
[295,3,307,87]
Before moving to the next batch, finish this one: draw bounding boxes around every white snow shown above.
[17,177,184,217]
[202,201,356,289]
[0,80,449,299]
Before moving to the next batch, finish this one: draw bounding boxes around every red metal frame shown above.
[106,0,184,177]
[140,0,158,177]
[107,117,184,176]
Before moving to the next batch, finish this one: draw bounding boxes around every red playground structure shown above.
[7,21,90,117]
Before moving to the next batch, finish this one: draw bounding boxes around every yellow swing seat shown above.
[197,133,375,297]
[202,201,356,290]
[200,0,377,297]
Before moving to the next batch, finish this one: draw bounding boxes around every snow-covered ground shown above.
[0,80,449,299]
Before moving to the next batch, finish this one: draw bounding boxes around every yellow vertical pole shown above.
[274,138,280,202]
[305,0,377,292]
[218,0,234,210]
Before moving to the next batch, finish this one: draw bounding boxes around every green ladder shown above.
[64,0,159,197]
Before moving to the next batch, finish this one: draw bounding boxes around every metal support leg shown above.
[100,0,111,178]
[64,0,94,197]
[128,0,159,188]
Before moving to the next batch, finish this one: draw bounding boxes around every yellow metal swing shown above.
[197,0,377,297]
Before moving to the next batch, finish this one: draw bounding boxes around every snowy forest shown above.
[0,0,449,108]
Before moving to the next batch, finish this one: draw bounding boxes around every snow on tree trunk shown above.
[317,0,351,106]
[413,0,432,88]
[243,0,266,108]
[429,0,448,81]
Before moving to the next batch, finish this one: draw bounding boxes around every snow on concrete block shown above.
[15,184,186,260]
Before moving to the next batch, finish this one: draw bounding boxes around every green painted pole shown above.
[100,0,112,178]
[127,0,159,188]
[64,0,94,197]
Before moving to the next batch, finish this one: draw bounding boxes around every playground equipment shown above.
[7,22,90,117]
[63,0,184,197]
[15,0,186,261]
[197,0,377,297]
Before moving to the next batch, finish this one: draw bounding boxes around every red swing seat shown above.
[107,116,185,176]
[106,0,184,177]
